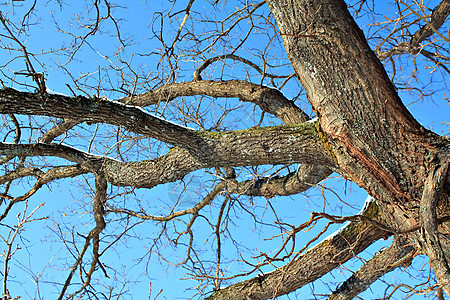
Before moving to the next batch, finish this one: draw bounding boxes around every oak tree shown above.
[0,0,449,299]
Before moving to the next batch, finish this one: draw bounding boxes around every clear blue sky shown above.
[0,0,448,299]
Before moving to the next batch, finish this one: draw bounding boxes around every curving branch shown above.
[57,174,108,300]
[39,119,80,143]
[119,80,309,124]
[0,85,330,197]
[193,54,292,80]
[0,165,89,221]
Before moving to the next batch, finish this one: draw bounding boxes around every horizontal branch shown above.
[105,123,336,187]
[0,143,105,172]
[227,164,332,198]
[0,142,195,188]
[0,123,335,188]
[102,147,204,188]
[0,88,202,153]
[0,164,88,186]
[0,89,332,168]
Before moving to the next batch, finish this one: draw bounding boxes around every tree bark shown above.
[419,158,450,295]
[265,0,448,205]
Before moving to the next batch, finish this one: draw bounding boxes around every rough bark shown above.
[0,89,336,171]
[266,0,448,206]
[419,158,450,295]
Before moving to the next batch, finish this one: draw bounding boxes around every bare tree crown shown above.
[0,0,449,299]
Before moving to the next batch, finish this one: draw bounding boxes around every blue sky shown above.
[0,0,448,299]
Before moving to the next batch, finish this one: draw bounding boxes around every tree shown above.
[0,0,449,299]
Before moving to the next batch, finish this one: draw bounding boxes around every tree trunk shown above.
[266,0,447,204]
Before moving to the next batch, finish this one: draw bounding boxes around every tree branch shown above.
[39,119,80,143]
[0,121,335,189]
[377,0,450,61]
[419,156,450,296]
[57,174,108,300]
[119,80,309,124]
[329,236,416,300]
[0,165,88,185]
[0,88,202,153]
[227,164,332,198]
[0,143,104,172]
[206,200,391,300]
[409,0,450,46]
[193,54,292,80]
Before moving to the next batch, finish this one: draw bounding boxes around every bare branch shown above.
[227,164,332,198]
[193,54,292,81]
[39,119,80,144]
[119,80,309,124]
[206,200,391,300]
[58,174,108,300]
[329,236,416,300]
[377,0,450,61]
[107,181,226,221]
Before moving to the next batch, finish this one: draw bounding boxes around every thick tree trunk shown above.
[265,0,449,205]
